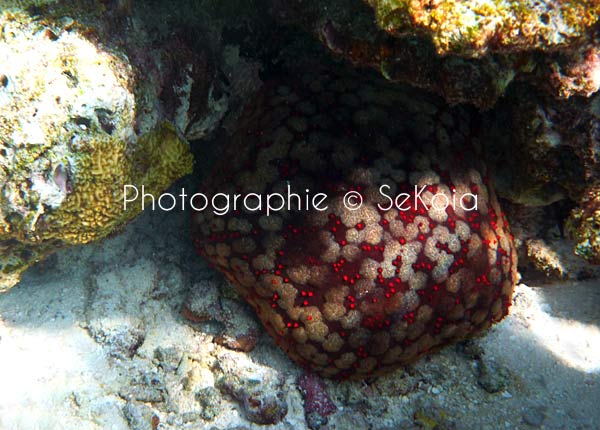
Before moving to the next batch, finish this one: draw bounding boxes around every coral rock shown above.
[183,279,261,352]
[365,0,600,57]
[0,7,197,289]
[216,354,288,425]
[483,86,600,206]
[298,372,336,429]
[567,185,600,264]
[269,0,600,108]
[192,68,517,379]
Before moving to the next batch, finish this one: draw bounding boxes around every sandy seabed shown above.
[0,179,599,430]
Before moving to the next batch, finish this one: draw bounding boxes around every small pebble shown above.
[523,406,546,428]
[196,387,222,421]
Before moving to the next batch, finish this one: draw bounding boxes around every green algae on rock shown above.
[0,8,194,290]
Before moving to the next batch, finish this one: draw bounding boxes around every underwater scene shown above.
[0,0,599,429]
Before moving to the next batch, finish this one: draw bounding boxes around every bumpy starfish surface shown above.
[193,68,517,379]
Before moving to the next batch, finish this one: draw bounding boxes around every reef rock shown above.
[481,83,599,264]
[483,86,600,207]
[365,0,599,57]
[192,67,517,379]
[567,184,600,264]
[269,0,600,108]
[0,3,206,290]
